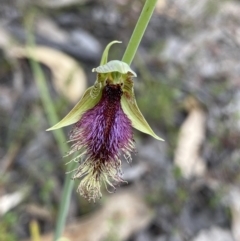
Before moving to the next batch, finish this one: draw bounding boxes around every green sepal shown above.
[100,40,122,66]
[46,86,102,131]
[121,79,164,141]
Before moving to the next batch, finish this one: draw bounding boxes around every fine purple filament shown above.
[69,83,134,178]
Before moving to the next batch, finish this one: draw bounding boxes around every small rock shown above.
[192,227,233,241]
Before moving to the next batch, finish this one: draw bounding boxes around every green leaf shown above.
[121,92,164,141]
[47,86,101,131]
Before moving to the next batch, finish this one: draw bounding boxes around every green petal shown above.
[121,93,164,141]
[47,86,101,131]
[93,60,137,77]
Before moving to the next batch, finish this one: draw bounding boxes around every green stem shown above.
[30,49,77,240]
[122,0,158,65]
[25,11,77,241]
[30,57,76,241]
[29,50,77,241]
[29,55,67,154]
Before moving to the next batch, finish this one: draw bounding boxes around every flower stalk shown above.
[122,0,158,65]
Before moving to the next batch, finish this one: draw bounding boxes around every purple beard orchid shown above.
[47,41,163,201]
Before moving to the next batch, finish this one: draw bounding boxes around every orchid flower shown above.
[47,41,163,201]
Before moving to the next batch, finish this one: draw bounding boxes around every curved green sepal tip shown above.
[100,40,122,66]
[121,94,164,141]
[46,86,101,131]
[93,60,137,77]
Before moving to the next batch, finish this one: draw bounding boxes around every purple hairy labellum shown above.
[47,41,164,201]
[68,83,134,200]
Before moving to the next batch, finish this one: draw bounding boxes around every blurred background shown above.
[1,0,240,240]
